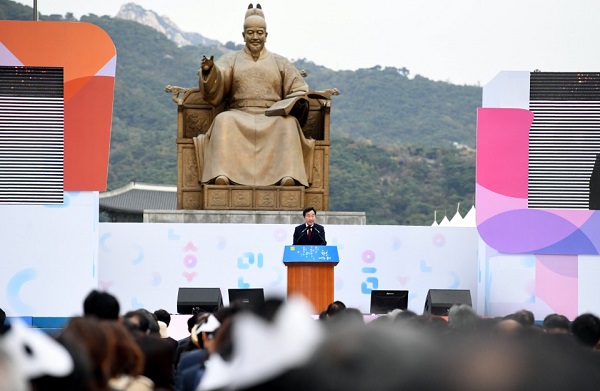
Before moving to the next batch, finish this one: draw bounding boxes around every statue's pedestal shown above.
[143,210,366,225]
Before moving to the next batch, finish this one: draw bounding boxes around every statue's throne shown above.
[166,85,335,211]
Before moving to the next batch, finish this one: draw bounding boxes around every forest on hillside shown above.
[2,0,480,225]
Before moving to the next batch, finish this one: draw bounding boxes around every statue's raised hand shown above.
[201,55,214,73]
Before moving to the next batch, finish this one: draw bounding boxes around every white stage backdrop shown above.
[98,224,479,315]
[0,192,99,317]
[3,193,600,320]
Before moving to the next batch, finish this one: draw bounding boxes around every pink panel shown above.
[476,108,533,198]
[535,255,578,319]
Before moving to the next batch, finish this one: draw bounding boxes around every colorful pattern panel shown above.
[0,21,115,191]
[477,107,600,254]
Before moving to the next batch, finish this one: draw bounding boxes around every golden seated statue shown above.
[165,4,337,211]
[166,84,336,211]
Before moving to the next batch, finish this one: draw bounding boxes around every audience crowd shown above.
[1,291,600,390]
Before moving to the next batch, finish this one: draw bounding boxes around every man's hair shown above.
[513,309,535,326]
[154,309,171,326]
[139,309,160,335]
[571,313,600,347]
[187,312,204,333]
[543,313,570,332]
[448,304,480,332]
[83,290,120,320]
[326,301,346,317]
[302,206,316,217]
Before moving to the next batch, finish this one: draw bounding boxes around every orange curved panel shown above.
[0,21,116,191]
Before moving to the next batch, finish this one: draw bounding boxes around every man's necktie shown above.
[307,227,312,241]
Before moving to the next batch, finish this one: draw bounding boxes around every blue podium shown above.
[282,245,339,312]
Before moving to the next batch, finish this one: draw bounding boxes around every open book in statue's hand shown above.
[265,89,339,117]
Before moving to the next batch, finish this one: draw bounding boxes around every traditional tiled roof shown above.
[99,182,177,213]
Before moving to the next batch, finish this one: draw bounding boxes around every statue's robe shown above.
[193,47,314,186]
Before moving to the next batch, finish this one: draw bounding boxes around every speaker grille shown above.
[528,72,600,209]
[0,66,64,204]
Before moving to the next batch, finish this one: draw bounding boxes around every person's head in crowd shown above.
[405,314,449,334]
[543,313,571,334]
[211,316,234,362]
[195,314,222,355]
[154,309,171,338]
[494,318,523,335]
[154,309,171,326]
[100,321,154,390]
[83,290,120,321]
[122,310,153,335]
[448,304,480,333]
[137,309,160,336]
[190,312,212,350]
[325,301,346,319]
[327,308,365,328]
[388,308,417,325]
[136,333,175,390]
[193,305,239,359]
[100,321,145,378]
[187,311,203,333]
[571,312,600,348]
[390,309,417,320]
[60,316,111,391]
[511,309,535,326]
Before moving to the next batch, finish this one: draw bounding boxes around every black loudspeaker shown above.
[423,289,472,316]
[177,288,223,314]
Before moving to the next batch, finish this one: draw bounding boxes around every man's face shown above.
[243,16,267,54]
[304,210,316,226]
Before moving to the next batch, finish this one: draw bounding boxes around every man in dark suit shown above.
[293,206,327,245]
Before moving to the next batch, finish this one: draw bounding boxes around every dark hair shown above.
[100,321,145,377]
[302,206,316,217]
[187,312,202,333]
[122,310,150,333]
[153,309,171,326]
[513,309,535,326]
[543,313,570,332]
[83,290,120,320]
[326,301,346,317]
[61,317,111,391]
[571,313,600,347]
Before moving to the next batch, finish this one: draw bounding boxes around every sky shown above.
[12,0,600,86]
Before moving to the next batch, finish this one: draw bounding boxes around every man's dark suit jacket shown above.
[293,223,327,245]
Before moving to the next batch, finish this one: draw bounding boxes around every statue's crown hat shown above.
[245,4,265,20]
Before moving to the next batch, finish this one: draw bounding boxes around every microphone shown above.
[295,226,309,243]
[313,227,327,245]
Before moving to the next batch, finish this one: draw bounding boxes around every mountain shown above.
[115,2,221,48]
[0,0,479,225]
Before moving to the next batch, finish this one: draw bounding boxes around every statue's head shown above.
[243,4,267,54]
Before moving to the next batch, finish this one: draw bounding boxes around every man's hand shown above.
[201,55,215,73]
